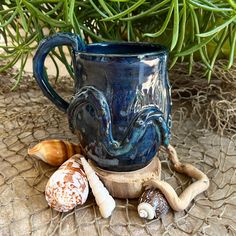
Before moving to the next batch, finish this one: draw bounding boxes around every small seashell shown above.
[80,157,116,218]
[45,154,89,212]
[28,139,84,166]
[138,188,170,220]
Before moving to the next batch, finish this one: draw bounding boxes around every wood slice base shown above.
[88,156,161,199]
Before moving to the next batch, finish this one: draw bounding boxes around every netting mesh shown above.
[0,61,236,235]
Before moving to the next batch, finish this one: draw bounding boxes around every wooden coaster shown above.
[88,156,161,199]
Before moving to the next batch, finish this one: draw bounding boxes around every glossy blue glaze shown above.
[33,33,172,171]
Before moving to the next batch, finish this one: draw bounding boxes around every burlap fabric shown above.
[0,61,235,235]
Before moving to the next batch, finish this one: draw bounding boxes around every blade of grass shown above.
[32,17,44,39]
[170,0,186,68]
[58,46,74,78]
[207,26,228,81]
[227,26,236,69]
[89,0,108,18]
[176,34,216,56]
[96,21,113,39]
[189,0,233,12]
[49,53,60,81]
[32,0,60,3]
[73,12,82,35]
[0,7,17,14]
[20,33,39,50]
[171,0,179,51]
[0,51,19,59]
[0,45,15,55]
[0,9,17,27]
[149,6,173,16]
[80,24,108,41]
[51,49,74,78]
[109,0,129,2]
[227,0,236,9]
[189,5,212,70]
[201,11,213,33]
[16,0,28,32]
[102,1,118,15]
[188,53,194,75]
[144,0,174,37]
[197,15,236,37]
[16,21,20,43]
[11,53,29,90]
[101,0,146,21]
[98,0,113,17]
[64,0,69,22]
[45,2,63,15]
[0,53,21,73]
[69,0,75,26]
[23,0,68,28]
[3,24,18,48]
[122,0,170,21]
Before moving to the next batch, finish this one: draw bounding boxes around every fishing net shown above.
[0,61,235,235]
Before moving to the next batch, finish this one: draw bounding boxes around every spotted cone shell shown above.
[45,154,89,212]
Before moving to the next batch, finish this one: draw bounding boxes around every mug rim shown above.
[78,41,167,58]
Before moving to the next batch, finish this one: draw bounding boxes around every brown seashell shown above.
[138,188,170,220]
[45,154,89,212]
[28,139,84,166]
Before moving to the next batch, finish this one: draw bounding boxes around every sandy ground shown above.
[0,64,235,235]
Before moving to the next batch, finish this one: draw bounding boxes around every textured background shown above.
[0,61,235,235]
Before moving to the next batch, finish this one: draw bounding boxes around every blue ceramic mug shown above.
[33,33,172,171]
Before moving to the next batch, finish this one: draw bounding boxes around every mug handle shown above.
[33,33,86,112]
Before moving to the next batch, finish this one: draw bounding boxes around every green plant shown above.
[0,0,235,88]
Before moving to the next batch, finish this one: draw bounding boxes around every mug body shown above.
[68,42,171,171]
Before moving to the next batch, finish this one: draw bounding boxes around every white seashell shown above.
[138,203,155,220]
[45,155,89,212]
[80,157,116,218]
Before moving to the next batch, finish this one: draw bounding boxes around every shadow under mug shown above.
[33,33,172,172]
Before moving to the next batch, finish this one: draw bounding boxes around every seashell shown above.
[138,188,170,220]
[28,139,84,166]
[80,157,116,218]
[45,154,89,212]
